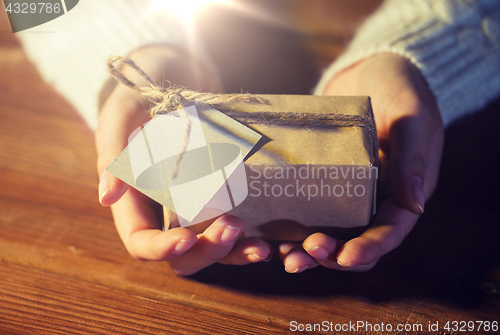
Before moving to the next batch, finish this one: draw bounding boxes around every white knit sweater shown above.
[18,0,500,129]
[17,0,194,130]
[314,0,500,127]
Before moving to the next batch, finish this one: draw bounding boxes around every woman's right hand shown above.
[95,46,271,275]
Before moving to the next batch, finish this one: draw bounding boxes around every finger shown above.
[302,233,343,270]
[218,237,272,265]
[127,228,198,261]
[277,242,300,261]
[282,245,320,273]
[336,196,419,267]
[96,87,150,206]
[111,187,198,261]
[301,233,380,272]
[167,215,245,276]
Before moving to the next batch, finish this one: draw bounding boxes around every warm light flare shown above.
[149,0,229,23]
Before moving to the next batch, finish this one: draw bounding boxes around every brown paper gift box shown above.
[188,95,378,241]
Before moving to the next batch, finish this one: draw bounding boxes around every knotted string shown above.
[107,56,379,177]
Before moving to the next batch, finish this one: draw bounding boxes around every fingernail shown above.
[220,225,242,246]
[285,265,309,273]
[245,253,266,263]
[98,171,112,204]
[304,246,329,260]
[411,177,425,214]
[173,239,197,255]
[337,260,358,268]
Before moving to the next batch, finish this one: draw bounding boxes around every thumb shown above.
[98,170,128,207]
[96,87,150,206]
[389,115,428,215]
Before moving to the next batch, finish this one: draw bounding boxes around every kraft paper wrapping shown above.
[190,95,378,241]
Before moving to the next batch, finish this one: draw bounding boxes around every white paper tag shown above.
[106,104,262,227]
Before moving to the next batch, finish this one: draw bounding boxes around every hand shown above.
[279,54,444,273]
[96,46,271,275]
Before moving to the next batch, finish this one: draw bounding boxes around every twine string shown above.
[107,56,379,178]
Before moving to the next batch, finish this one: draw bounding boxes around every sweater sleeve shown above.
[314,0,500,127]
[17,0,211,131]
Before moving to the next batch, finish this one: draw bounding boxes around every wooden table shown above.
[1,3,499,334]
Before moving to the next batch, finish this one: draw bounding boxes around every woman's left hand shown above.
[278,54,444,273]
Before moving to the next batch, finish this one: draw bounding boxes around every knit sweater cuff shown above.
[17,0,210,130]
[314,0,500,127]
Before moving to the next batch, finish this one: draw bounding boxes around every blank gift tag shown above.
[106,104,261,227]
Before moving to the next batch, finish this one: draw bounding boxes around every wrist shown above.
[323,54,411,96]
[322,53,439,124]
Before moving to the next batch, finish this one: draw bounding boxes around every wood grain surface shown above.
[1,2,500,335]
